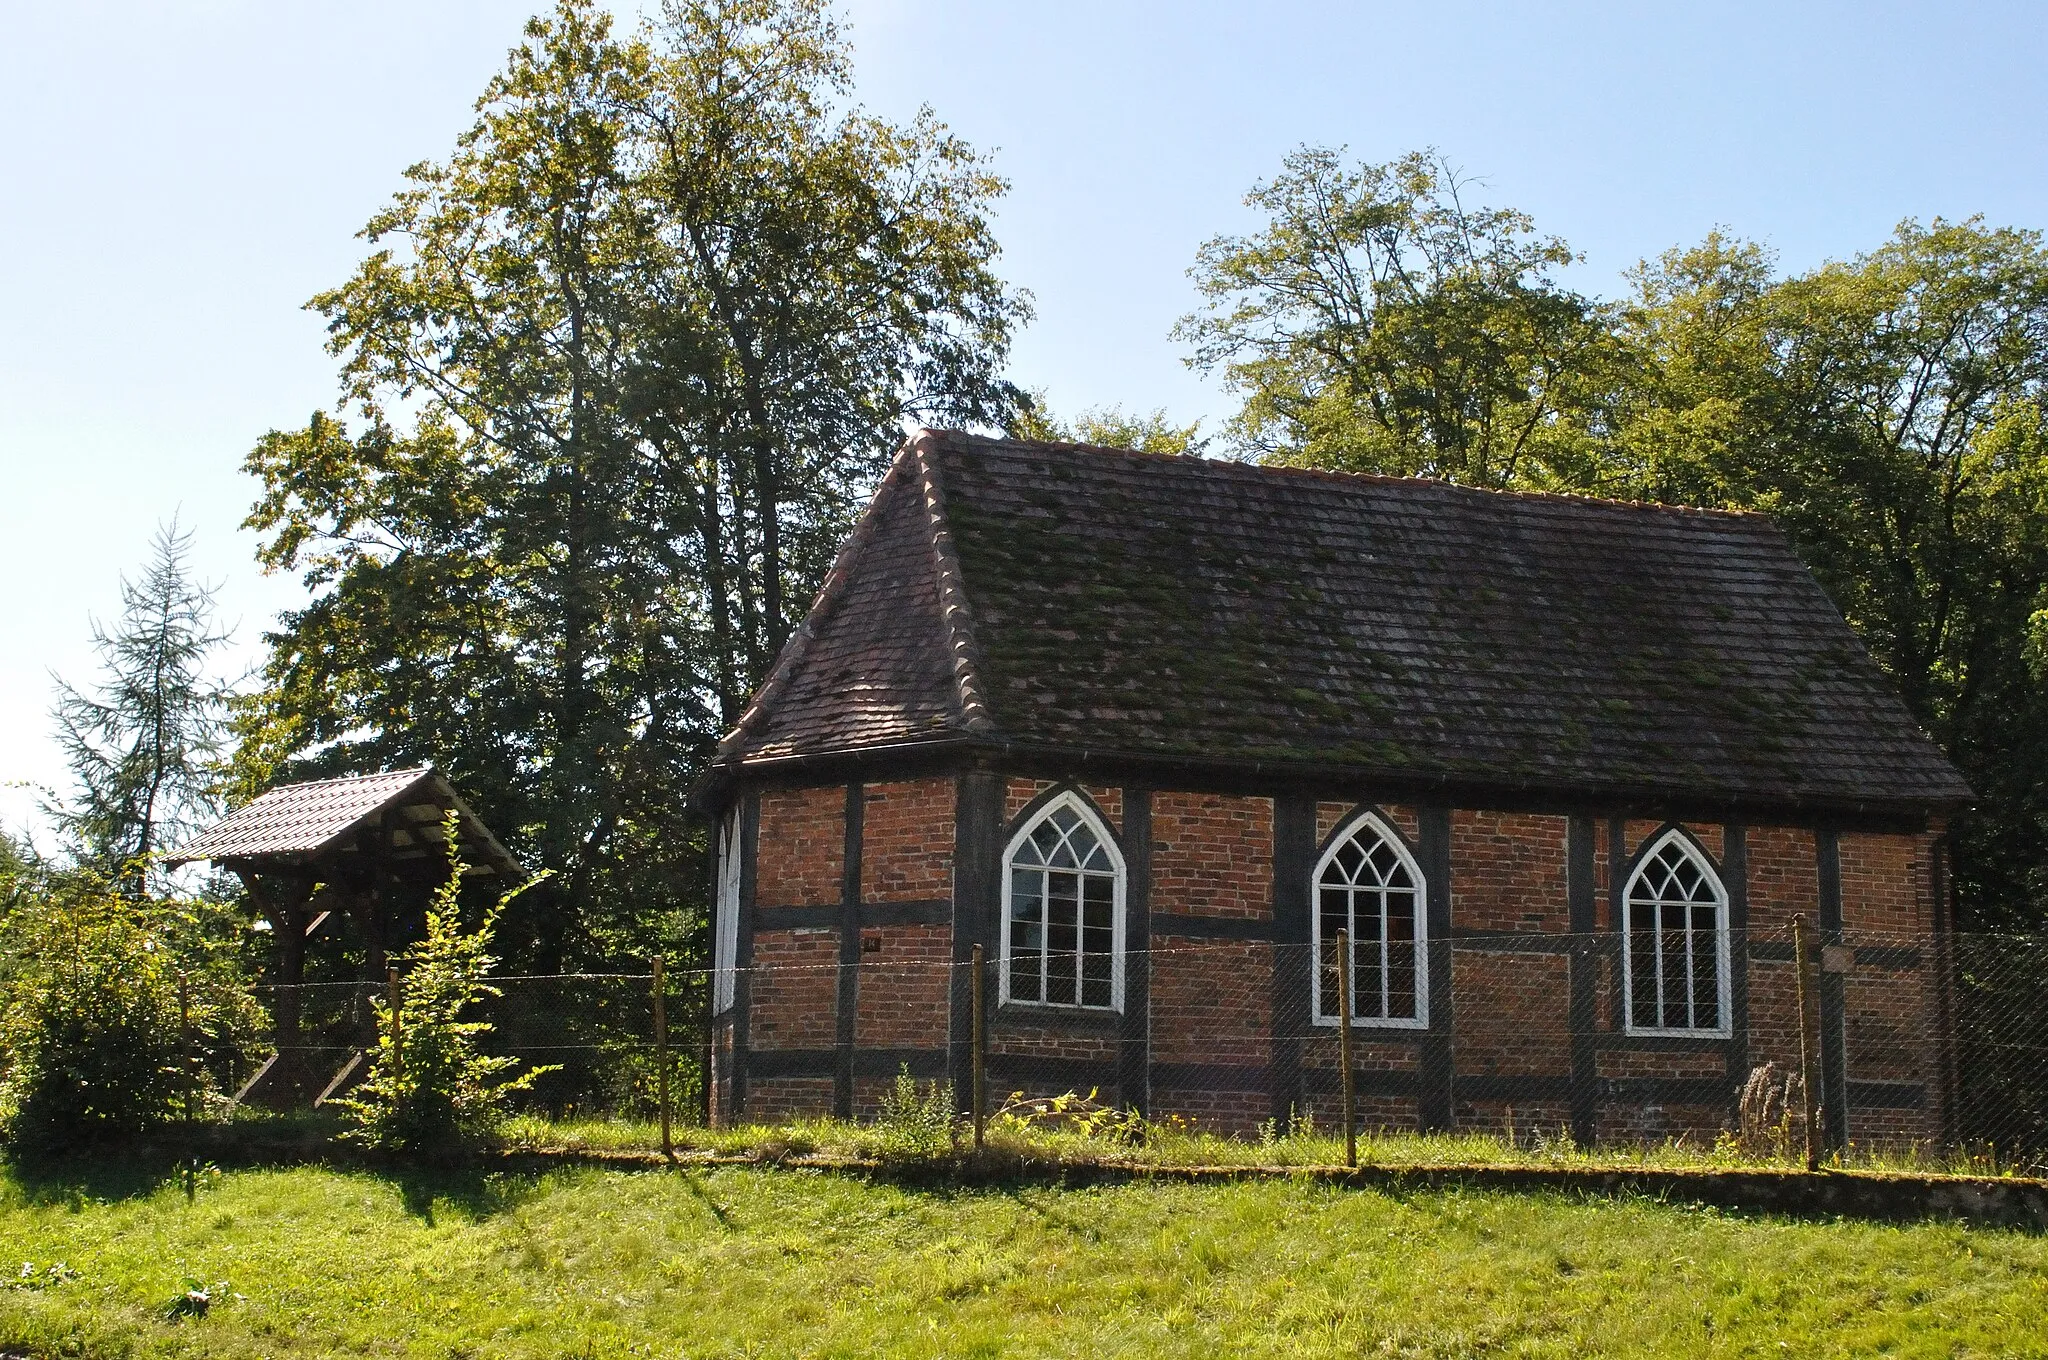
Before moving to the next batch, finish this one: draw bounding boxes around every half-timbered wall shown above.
[711,774,1946,1146]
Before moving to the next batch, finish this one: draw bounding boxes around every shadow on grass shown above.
[3,1114,551,1225]
[6,1122,2045,1233]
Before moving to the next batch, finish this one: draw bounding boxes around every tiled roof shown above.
[718,430,1972,817]
[171,767,521,872]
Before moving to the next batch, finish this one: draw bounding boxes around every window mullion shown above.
[1377,887,1391,1020]
[1684,908,1698,1029]
[1038,868,1050,1001]
[1652,894,1665,1027]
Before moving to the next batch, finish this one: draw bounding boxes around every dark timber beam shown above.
[1269,793,1314,1127]
[1119,787,1152,1117]
[732,793,760,1120]
[1817,828,1849,1152]
[1723,824,1751,1128]
[835,782,864,1117]
[949,771,1003,1110]
[1567,816,1598,1146]
[1418,806,1454,1133]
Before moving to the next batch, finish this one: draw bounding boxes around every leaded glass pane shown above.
[1626,835,1726,1032]
[1006,801,1121,1010]
[1317,820,1424,1023]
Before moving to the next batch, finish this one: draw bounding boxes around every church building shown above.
[696,429,1970,1148]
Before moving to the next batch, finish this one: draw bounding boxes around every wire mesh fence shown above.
[231,927,2048,1169]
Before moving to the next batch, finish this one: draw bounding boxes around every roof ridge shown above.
[924,428,1763,522]
[246,765,433,796]
[909,429,998,735]
[713,455,916,760]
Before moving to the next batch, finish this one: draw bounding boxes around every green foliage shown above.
[1178,147,1618,487]
[1192,149,2048,934]
[0,861,264,1152]
[238,0,1027,971]
[338,816,556,1154]
[871,1065,955,1158]
[47,519,233,882]
[1007,392,1207,455]
[1612,220,2048,928]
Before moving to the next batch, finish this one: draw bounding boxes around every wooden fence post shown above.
[1793,915,1820,1171]
[653,956,673,1160]
[971,943,986,1150]
[1337,929,1356,1168]
[387,967,404,1071]
[178,971,196,1124]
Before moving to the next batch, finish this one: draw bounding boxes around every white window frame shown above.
[998,791,1127,1012]
[1312,810,1430,1030]
[1620,827,1733,1039]
[712,809,742,1015]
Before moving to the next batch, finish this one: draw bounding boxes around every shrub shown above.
[872,1065,956,1158]
[338,816,554,1154]
[0,863,264,1151]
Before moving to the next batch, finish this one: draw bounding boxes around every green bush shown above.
[339,816,554,1155]
[0,863,264,1151]
[871,1065,956,1158]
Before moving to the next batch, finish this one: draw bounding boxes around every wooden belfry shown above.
[171,766,522,1106]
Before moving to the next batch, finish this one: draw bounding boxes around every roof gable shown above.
[721,430,1971,817]
[171,766,522,876]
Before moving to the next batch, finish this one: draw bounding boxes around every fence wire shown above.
[236,928,2048,1162]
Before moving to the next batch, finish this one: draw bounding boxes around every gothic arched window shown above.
[1001,793,1125,1010]
[1623,829,1731,1036]
[1314,811,1428,1028]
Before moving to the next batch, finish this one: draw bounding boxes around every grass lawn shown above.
[0,1163,2043,1358]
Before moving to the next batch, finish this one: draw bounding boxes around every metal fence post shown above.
[1337,929,1356,1168]
[1793,915,1820,1171]
[387,966,404,1072]
[653,955,673,1160]
[971,943,986,1150]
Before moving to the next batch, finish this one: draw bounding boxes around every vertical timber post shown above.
[653,955,672,1160]
[1337,928,1356,1168]
[387,966,404,1072]
[1793,914,1820,1171]
[179,971,196,1124]
[971,943,987,1150]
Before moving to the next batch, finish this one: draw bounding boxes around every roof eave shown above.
[691,735,1969,833]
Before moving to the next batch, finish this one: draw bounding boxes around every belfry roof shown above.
[713,430,1970,819]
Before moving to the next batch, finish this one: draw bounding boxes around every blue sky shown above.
[4,0,2044,839]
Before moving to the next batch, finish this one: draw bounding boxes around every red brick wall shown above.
[1005,779,1122,834]
[1152,793,1273,919]
[854,924,952,1048]
[748,928,837,1050]
[733,772,1944,1147]
[1150,1088,1271,1136]
[1318,802,1420,846]
[1451,811,1570,933]
[747,1077,834,1123]
[755,786,844,907]
[1596,1048,1726,1080]
[1746,825,1819,937]
[1453,952,1570,1076]
[987,1020,1116,1064]
[1840,829,1941,1139]
[1457,1101,1573,1138]
[1151,940,1271,1067]
[1840,832,1930,941]
[862,779,956,901]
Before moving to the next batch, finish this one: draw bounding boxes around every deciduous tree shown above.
[238,0,1026,965]
[1177,148,1617,488]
